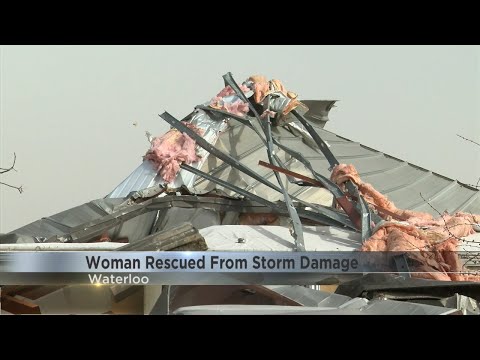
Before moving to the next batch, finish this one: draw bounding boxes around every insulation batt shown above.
[331,163,480,281]
[209,85,250,116]
[144,122,204,183]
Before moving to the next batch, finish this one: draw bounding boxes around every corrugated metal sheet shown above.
[192,118,479,216]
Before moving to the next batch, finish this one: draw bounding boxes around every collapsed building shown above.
[1,73,480,315]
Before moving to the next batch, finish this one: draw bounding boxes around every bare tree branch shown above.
[0,181,23,193]
[420,192,480,272]
[1,152,24,193]
[457,134,480,147]
[456,134,480,189]
[0,152,18,174]
[419,192,470,242]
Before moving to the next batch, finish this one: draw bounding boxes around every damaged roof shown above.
[3,98,479,243]
[108,100,479,215]
[192,115,480,215]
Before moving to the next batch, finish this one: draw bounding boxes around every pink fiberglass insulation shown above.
[331,164,437,223]
[209,85,251,117]
[144,122,205,183]
[331,163,480,281]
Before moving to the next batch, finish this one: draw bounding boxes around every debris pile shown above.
[145,75,308,183]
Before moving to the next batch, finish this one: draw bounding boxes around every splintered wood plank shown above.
[1,295,41,314]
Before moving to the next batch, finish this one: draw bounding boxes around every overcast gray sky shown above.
[1,45,479,233]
